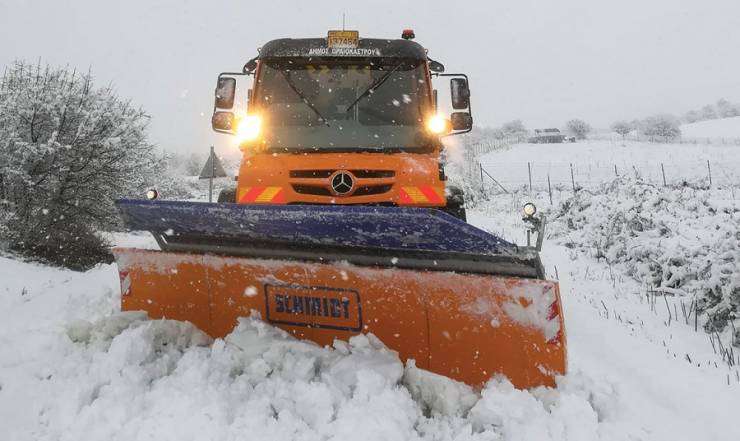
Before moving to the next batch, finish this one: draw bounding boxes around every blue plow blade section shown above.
[115,199,541,277]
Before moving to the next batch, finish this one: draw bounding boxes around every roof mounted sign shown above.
[327,30,359,48]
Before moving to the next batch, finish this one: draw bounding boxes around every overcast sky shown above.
[2,0,739,154]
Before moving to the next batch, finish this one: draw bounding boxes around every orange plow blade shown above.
[114,248,566,388]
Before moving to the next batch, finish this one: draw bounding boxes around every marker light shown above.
[523,202,537,218]
[236,114,262,142]
[146,189,158,200]
[426,114,450,135]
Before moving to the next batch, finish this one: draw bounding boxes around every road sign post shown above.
[199,146,228,202]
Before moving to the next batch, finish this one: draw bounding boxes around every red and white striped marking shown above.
[119,271,132,297]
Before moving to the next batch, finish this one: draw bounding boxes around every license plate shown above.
[327,30,359,48]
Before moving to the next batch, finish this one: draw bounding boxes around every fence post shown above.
[479,163,483,182]
[707,160,712,186]
[547,174,553,205]
[528,162,532,192]
[570,163,576,192]
[614,164,618,177]
[661,163,667,187]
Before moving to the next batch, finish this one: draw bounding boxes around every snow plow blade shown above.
[113,200,566,388]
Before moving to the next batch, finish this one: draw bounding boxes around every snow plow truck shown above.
[113,30,566,388]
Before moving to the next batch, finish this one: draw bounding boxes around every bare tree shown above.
[0,61,158,269]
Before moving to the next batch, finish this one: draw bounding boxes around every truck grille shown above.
[291,184,392,197]
[291,185,332,196]
[289,169,395,179]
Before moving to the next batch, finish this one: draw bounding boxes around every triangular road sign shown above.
[199,147,227,179]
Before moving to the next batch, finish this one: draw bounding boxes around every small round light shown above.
[426,114,449,134]
[523,202,537,217]
[146,189,158,200]
[236,114,262,142]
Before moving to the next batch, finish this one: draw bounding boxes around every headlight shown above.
[236,114,262,142]
[523,202,537,217]
[426,114,450,135]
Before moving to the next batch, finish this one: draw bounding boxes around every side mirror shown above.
[215,77,236,109]
[450,78,470,110]
[212,111,234,131]
[451,112,473,131]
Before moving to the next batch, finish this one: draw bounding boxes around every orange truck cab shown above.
[211,30,473,220]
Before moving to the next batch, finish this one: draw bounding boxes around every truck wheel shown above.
[217,188,236,203]
[442,186,467,222]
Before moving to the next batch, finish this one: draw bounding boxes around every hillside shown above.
[681,116,740,139]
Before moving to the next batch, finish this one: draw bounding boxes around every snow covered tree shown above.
[639,114,681,140]
[501,120,528,138]
[565,119,591,140]
[611,121,632,139]
[716,98,740,118]
[0,61,158,269]
[683,110,700,124]
[700,104,717,121]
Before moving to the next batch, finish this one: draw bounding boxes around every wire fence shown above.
[478,159,740,196]
[590,133,740,146]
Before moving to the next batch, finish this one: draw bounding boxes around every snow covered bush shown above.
[610,121,632,139]
[550,178,739,336]
[0,61,158,269]
[637,114,681,141]
[565,119,591,140]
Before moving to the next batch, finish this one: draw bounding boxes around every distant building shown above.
[528,128,576,144]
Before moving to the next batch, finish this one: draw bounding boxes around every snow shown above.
[2,138,740,440]
[0,258,640,440]
[681,116,740,140]
[479,140,740,189]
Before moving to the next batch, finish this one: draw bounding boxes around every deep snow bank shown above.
[0,257,638,441]
[549,178,740,336]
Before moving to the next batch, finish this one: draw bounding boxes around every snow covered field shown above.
[681,116,740,140]
[479,140,740,190]
[2,139,739,441]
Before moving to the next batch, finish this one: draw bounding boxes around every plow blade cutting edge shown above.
[113,200,566,388]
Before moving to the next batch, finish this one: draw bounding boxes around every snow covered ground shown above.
[2,139,739,440]
[681,116,740,140]
[479,139,740,190]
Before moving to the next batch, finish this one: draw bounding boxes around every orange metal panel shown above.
[425,275,565,388]
[116,250,214,335]
[113,248,566,388]
[236,152,447,207]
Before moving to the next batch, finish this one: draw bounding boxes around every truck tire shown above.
[442,186,467,222]
[217,188,236,203]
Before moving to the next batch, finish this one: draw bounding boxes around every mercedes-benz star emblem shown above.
[331,171,354,195]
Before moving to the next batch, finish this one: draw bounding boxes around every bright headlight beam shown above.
[426,114,448,134]
[236,114,262,142]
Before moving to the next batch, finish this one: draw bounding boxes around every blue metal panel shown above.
[115,200,516,257]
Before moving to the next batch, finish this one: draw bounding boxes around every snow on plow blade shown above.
[113,200,566,388]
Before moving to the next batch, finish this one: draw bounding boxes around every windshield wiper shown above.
[345,63,404,113]
[279,70,330,127]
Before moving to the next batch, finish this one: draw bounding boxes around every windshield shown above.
[253,58,434,152]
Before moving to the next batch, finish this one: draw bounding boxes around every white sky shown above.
[2,0,739,154]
